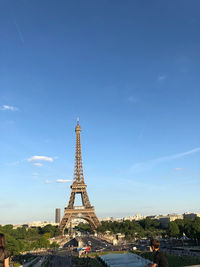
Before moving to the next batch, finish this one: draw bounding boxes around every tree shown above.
[175,219,185,236]
[36,236,50,249]
[5,234,21,255]
[27,228,40,240]
[168,222,180,237]
[184,219,193,239]
[54,227,61,237]
[139,218,159,230]
[2,225,13,235]
[39,225,61,237]
[50,241,59,249]
[191,217,200,243]
[12,227,27,240]
[76,222,92,233]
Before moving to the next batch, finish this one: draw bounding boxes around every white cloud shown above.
[56,179,72,183]
[158,75,166,81]
[28,155,54,162]
[0,105,18,111]
[45,179,52,184]
[174,168,183,171]
[130,147,200,173]
[34,163,43,167]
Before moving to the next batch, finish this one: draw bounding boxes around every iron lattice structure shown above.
[59,122,101,234]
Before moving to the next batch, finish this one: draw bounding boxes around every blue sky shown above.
[0,0,200,224]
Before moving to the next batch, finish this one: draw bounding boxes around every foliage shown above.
[174,218,200,240]
[97,219,163,239]
[50,241,59,249]
[76,222,92,232]
[13,263,21,267]
[38,224,61,237]
[139,218,160,230]
[0,224,60,255]
[168,222,180,237]
[95,217,200,241]
[1,217,200,257]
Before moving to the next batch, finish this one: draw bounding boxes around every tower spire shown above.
[74,120,84,183]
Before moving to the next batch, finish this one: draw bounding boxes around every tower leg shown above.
[60,214,72,235]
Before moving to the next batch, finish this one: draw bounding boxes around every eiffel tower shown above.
[59,121,101,234]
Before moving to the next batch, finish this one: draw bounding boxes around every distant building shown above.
[71,218,86,227]
[146,215,157,219]
[133,214,146,221]
[82,212,200,228]
[99,217,110,222]
[14,221,59,228]
[123,216,135,221]
[99,217,122,222]
[157,214,183,228]
[183,213,200,220]
[100,214,145,222]
[116,233,125,240]
[55,208,61,223]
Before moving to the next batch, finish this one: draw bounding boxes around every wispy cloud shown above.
[28,156,54,162]
[56,179,72,183]
[157,147,200,161]
[158,75,166,81]
[0,105,18,111]
[33,163,43,167]
[14,20,24,43]
[45,179,52,184]
[174,168,183,171]
[130,147,200,173]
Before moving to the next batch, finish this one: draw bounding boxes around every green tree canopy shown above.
[168,221,180,237]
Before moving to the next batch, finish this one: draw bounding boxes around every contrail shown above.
[130,146,200,173]
[156,147,200,162]
[14,20,24,43]
[7,0,25,43]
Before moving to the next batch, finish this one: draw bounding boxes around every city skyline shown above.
[1,0,200,224]
[6,210,200,227]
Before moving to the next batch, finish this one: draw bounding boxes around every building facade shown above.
[55,208,61,223]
